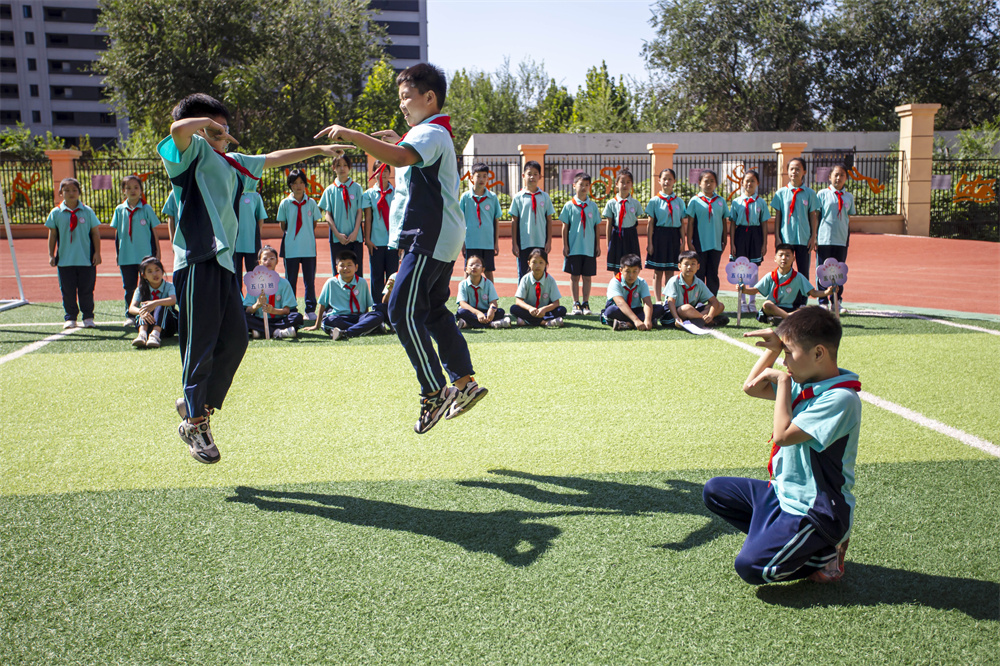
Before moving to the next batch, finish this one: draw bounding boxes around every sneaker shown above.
[305,312,318,321]
[132,331,147,348]
[82,318,96,328]
[146,330,161,348]
[329,327,343,341]
[612,319,632,331]
[414,386,458,434]
[545,317,563,328]
[808,539,849,583]
[767,316,782,326]
[582,302,592,316]
[571,302,583,316]
[445,380,488,419]
[123,317,135,327]
[756,310,768,323]
[63,320,76,329]
[178,418,220,464]
[274,327,296,339]
[516,318,527,326]
[457,319,467,329]
[708,315,730,327]
[491,316,511,329]
[382,321,393,334]
[251,330,263,340]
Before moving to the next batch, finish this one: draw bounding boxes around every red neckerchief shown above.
[151,288,161,300]
[377,185,392,230]
[744,197,756,226]
[533,271,547,308]
[213,150,260,181]
[337,180,353,217]
[767,380,861,480]
[829,185,844,215]
[681,280,697,305]
[573,198,588,230]
[471,282,481,309]
[292,197,309,237]
[370,116,454,182]
[67,206,81,243]
[616,272,638,308]
[658,193,675,219]
[268,294,276,307]
[345,280,360,313]
[616,197,628,236]
[529,190,540,217]
[125,203,142,240]
[788,186,803,219]
[699,195,718,222]
[473,194,488,227]
[770,269,797,300]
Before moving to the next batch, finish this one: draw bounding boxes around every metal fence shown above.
[1,158,54,224]
[255,152,369,218]
[803,150,900,216]
[542,153,651,214]
[672,152,779,204]
[455,154,521,218]
[931,158,1000,242]
[74,158,173,224]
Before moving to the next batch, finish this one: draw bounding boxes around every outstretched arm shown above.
[264,144,351,169]
[314,126,420,168]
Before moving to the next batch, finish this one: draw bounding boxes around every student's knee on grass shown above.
[734,551,769,585]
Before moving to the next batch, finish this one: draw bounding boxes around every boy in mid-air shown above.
[740,244,834,324]
[704,306,861,584]
[314,63,486,434]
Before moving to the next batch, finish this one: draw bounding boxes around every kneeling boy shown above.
[602,254,666,331]
[742,244,833,322]
[307,250,386,340]
[704,307,861,584]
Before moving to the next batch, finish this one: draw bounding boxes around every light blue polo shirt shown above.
[157,134,266,273]
[130,279,176,307]
[318,275,374,315]
[608,275,651,309]
[44,202,101,267]
[362,185,395,248]
[515,271,561,307]
[391,113,465,262]
[602,196,643,232]
[109,201,160,266]
[276,194,320,259]
[771,185,820,246]
[664,274,713,306]
[754,269,814,307]
[645,194,686,228]
[456,276,499,310]
[773,369,862,537]
[817,186,857,246]
[319,179,363,236]
[242,277,297,317]
[160,192,178,220]
[234,191,267,254]
[509,188,555,248]
[727,195,770,227]
[559,196,601,257]
[460,189,502,250]
[686,194,728,252]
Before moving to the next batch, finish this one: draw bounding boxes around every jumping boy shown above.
[159,92,348,464]
[314,63,487,433]
[741,244,834,323]
[509,160,555,280]
[602,253,666,331]
[664,250,727,328]
[460,162,502,284]
[704,306,861,584]
[559,172,601,315]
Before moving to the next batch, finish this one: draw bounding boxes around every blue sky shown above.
[426,0,658,92]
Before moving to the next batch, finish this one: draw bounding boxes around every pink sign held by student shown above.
[726,256,759,326]
[243,265,281,338]
[815,258,849,318]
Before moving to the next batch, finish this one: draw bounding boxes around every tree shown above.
[533,80,574,133]
[351,59,407,138]
[570,62,637,133]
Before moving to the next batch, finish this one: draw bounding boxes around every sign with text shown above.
[725,256,759,285]
[242,265,281,298]
[815,258,849,288]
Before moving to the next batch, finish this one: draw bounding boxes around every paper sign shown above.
[91,174,114,190]
[815,258,849,288]
[680,320,710,335]
[725,256,759,285]
[242,265,281,298]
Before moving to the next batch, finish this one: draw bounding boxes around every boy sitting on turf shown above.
[703,306,861,584]
[306,250,387,340]
[602,253,666,331]
[741,244,834,323]
[664,250,727,328]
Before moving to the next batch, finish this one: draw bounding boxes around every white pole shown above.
[0,182,29,311]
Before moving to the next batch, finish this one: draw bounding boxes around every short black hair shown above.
[774,243,794,253]
[287,169,307,188]
[527,248,548,264]
[788,156,807,171]
[678,250,699,263]
[620,254,642,268]
[777,306,842,360]
[573,172,592,185]
[471,162,490,175]
[120,174,144,193]
[523,160,541,175]
[699,169,718,184]
[396,63,447,110]
[258,244,278,261]
[616,169,634,185]
[171,93,230,122]
[659,168,676,179]
[336,250,358,265]
[744,169,760,183]
[333,154,351,169]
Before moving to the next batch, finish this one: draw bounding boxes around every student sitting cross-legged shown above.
[456,254,510,329]
[510,249,566,328]
[242,245,303,340]
[602,254,667,331]
[664,250,728,328]
[740,244,834,324]
[306,250,386,341]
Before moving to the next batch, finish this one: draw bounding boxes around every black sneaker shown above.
[445,380,488,420]
[756,310,768,323]
[414,387,458,434]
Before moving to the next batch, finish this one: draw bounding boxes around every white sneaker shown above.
[123,317,135,327]
[329,327,343,341]
[516,318,526,326]
[305,312,318,321]
[251,330,263,340]
[131,331,147,348]
[491,316,511,329]
[612,319,632,331]
[63,320,76,329]
[571,302,583,316]
[82,318,96,328]
[456,319,467,329]
[445,380,488,419]
[178,418,220,464]
[546,317,563,328]
[275,327,296,339]
[146,330,161,348]
[581,303,592,316]
[414,386,458,434]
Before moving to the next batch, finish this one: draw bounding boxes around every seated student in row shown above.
[129,255,177,349]
[645,168,687,303]
[664,251,728,328]
[559,171,601,315]
[456,254,510,329]
[242,245,303,340]
[277,169,321,321]
[816,164,855,306]
[603,169,643,273]
[509,160,555,280]
[306,250,386,341]
[510,249,566,328]
[727,169,771,314]
[109,175,161,327]
[460,162,502,284]
[362,161,399,301]
[740,244,834,323]
[602,253,667,331]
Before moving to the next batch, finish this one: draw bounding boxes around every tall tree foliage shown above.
[351,59,407,138]
[570,62,638,133]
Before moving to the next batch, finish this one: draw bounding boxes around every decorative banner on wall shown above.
[5,172,41,207]
[953,174,997,204]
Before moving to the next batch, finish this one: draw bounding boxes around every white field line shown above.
[707,329,1000,459]
[849,310,1000,336]
[0,326,82,365]
[0,321,119,328]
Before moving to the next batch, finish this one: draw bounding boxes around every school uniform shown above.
[158,132,265,420]
[131,279,178,337]
[242,276,303,334]
[771,185,820,279]
[602,196,643,271]
[276,194,321,314]
[109,201,161,315]
[362,183,399,299]
[754,268,815,312]
[728,195,770,265]
[686,194,728,295]
[816,186,856,302]
[319,178,364,276]
[455,276,505,328]
[559,196,601,276]
[509,188,555,279]
[460,189,502,273]
[510,271,566,326]
[603,274,666,325]
[233,190,267,276]
[704,370,861,584]
[318,275,385,338]
[645,194,685,271]
[45,202,101,321]
[386,113,474,395]
[664,274,714,311]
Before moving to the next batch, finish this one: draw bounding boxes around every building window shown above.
[30,84,38,96]
[32,110,41,122]
[100,112,115,125]
[0,110,22,123]
[25,31,34,45]
[0,58,14,72]
[0,31,13,46]
[376,21,420,36]
[0,6,11,20]
[0,83,18,98]
[27,57,36,70]
[52,111,74,124]
[369,1,420,10]
[22,4,30,18]
[51,86,72,99]
[385,44,420,59]
[43,7,101,23]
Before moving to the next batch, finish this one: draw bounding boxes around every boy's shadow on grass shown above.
[757,563,1000,621]
[227,485,589,567]
[457,469,737,551]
